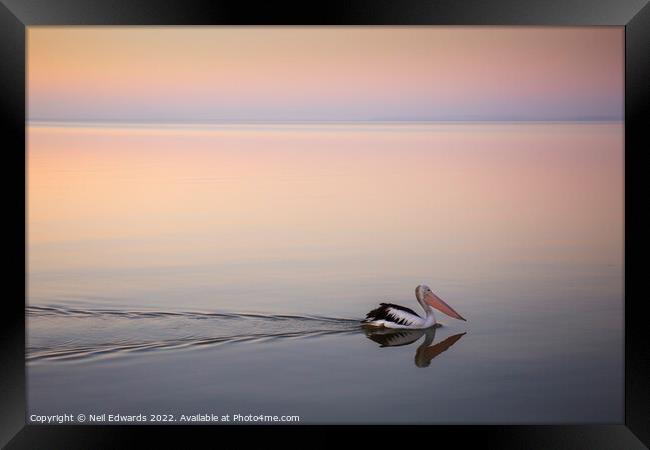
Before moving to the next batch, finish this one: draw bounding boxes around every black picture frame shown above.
[1,0,648,448]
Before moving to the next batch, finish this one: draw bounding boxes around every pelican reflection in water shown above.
[364,326,466,368]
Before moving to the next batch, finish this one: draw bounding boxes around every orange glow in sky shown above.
[28,27,623,122]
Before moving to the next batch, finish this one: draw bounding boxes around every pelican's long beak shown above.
[424,293,466,321]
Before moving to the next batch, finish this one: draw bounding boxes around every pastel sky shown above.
[28,27,623,122]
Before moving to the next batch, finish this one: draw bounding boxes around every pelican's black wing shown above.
[362,303,421,326]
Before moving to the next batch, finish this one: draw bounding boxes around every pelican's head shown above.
[416,285,466,321]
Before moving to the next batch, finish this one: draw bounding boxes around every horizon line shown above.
[27,117,624,126]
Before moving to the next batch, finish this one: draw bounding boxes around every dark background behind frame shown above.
[1,0,648,448]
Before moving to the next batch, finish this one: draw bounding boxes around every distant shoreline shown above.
[27,119,624,128]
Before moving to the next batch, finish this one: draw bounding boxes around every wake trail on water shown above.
[27,305,362,363]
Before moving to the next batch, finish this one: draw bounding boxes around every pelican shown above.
[362,285,466,329]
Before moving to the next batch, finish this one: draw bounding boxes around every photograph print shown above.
[27,26,623,425]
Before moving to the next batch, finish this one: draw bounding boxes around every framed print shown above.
[1,0,648,448]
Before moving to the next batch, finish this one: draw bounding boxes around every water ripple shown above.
[27,305,362,363]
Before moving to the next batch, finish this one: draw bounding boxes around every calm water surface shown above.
[27,122,623,423]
